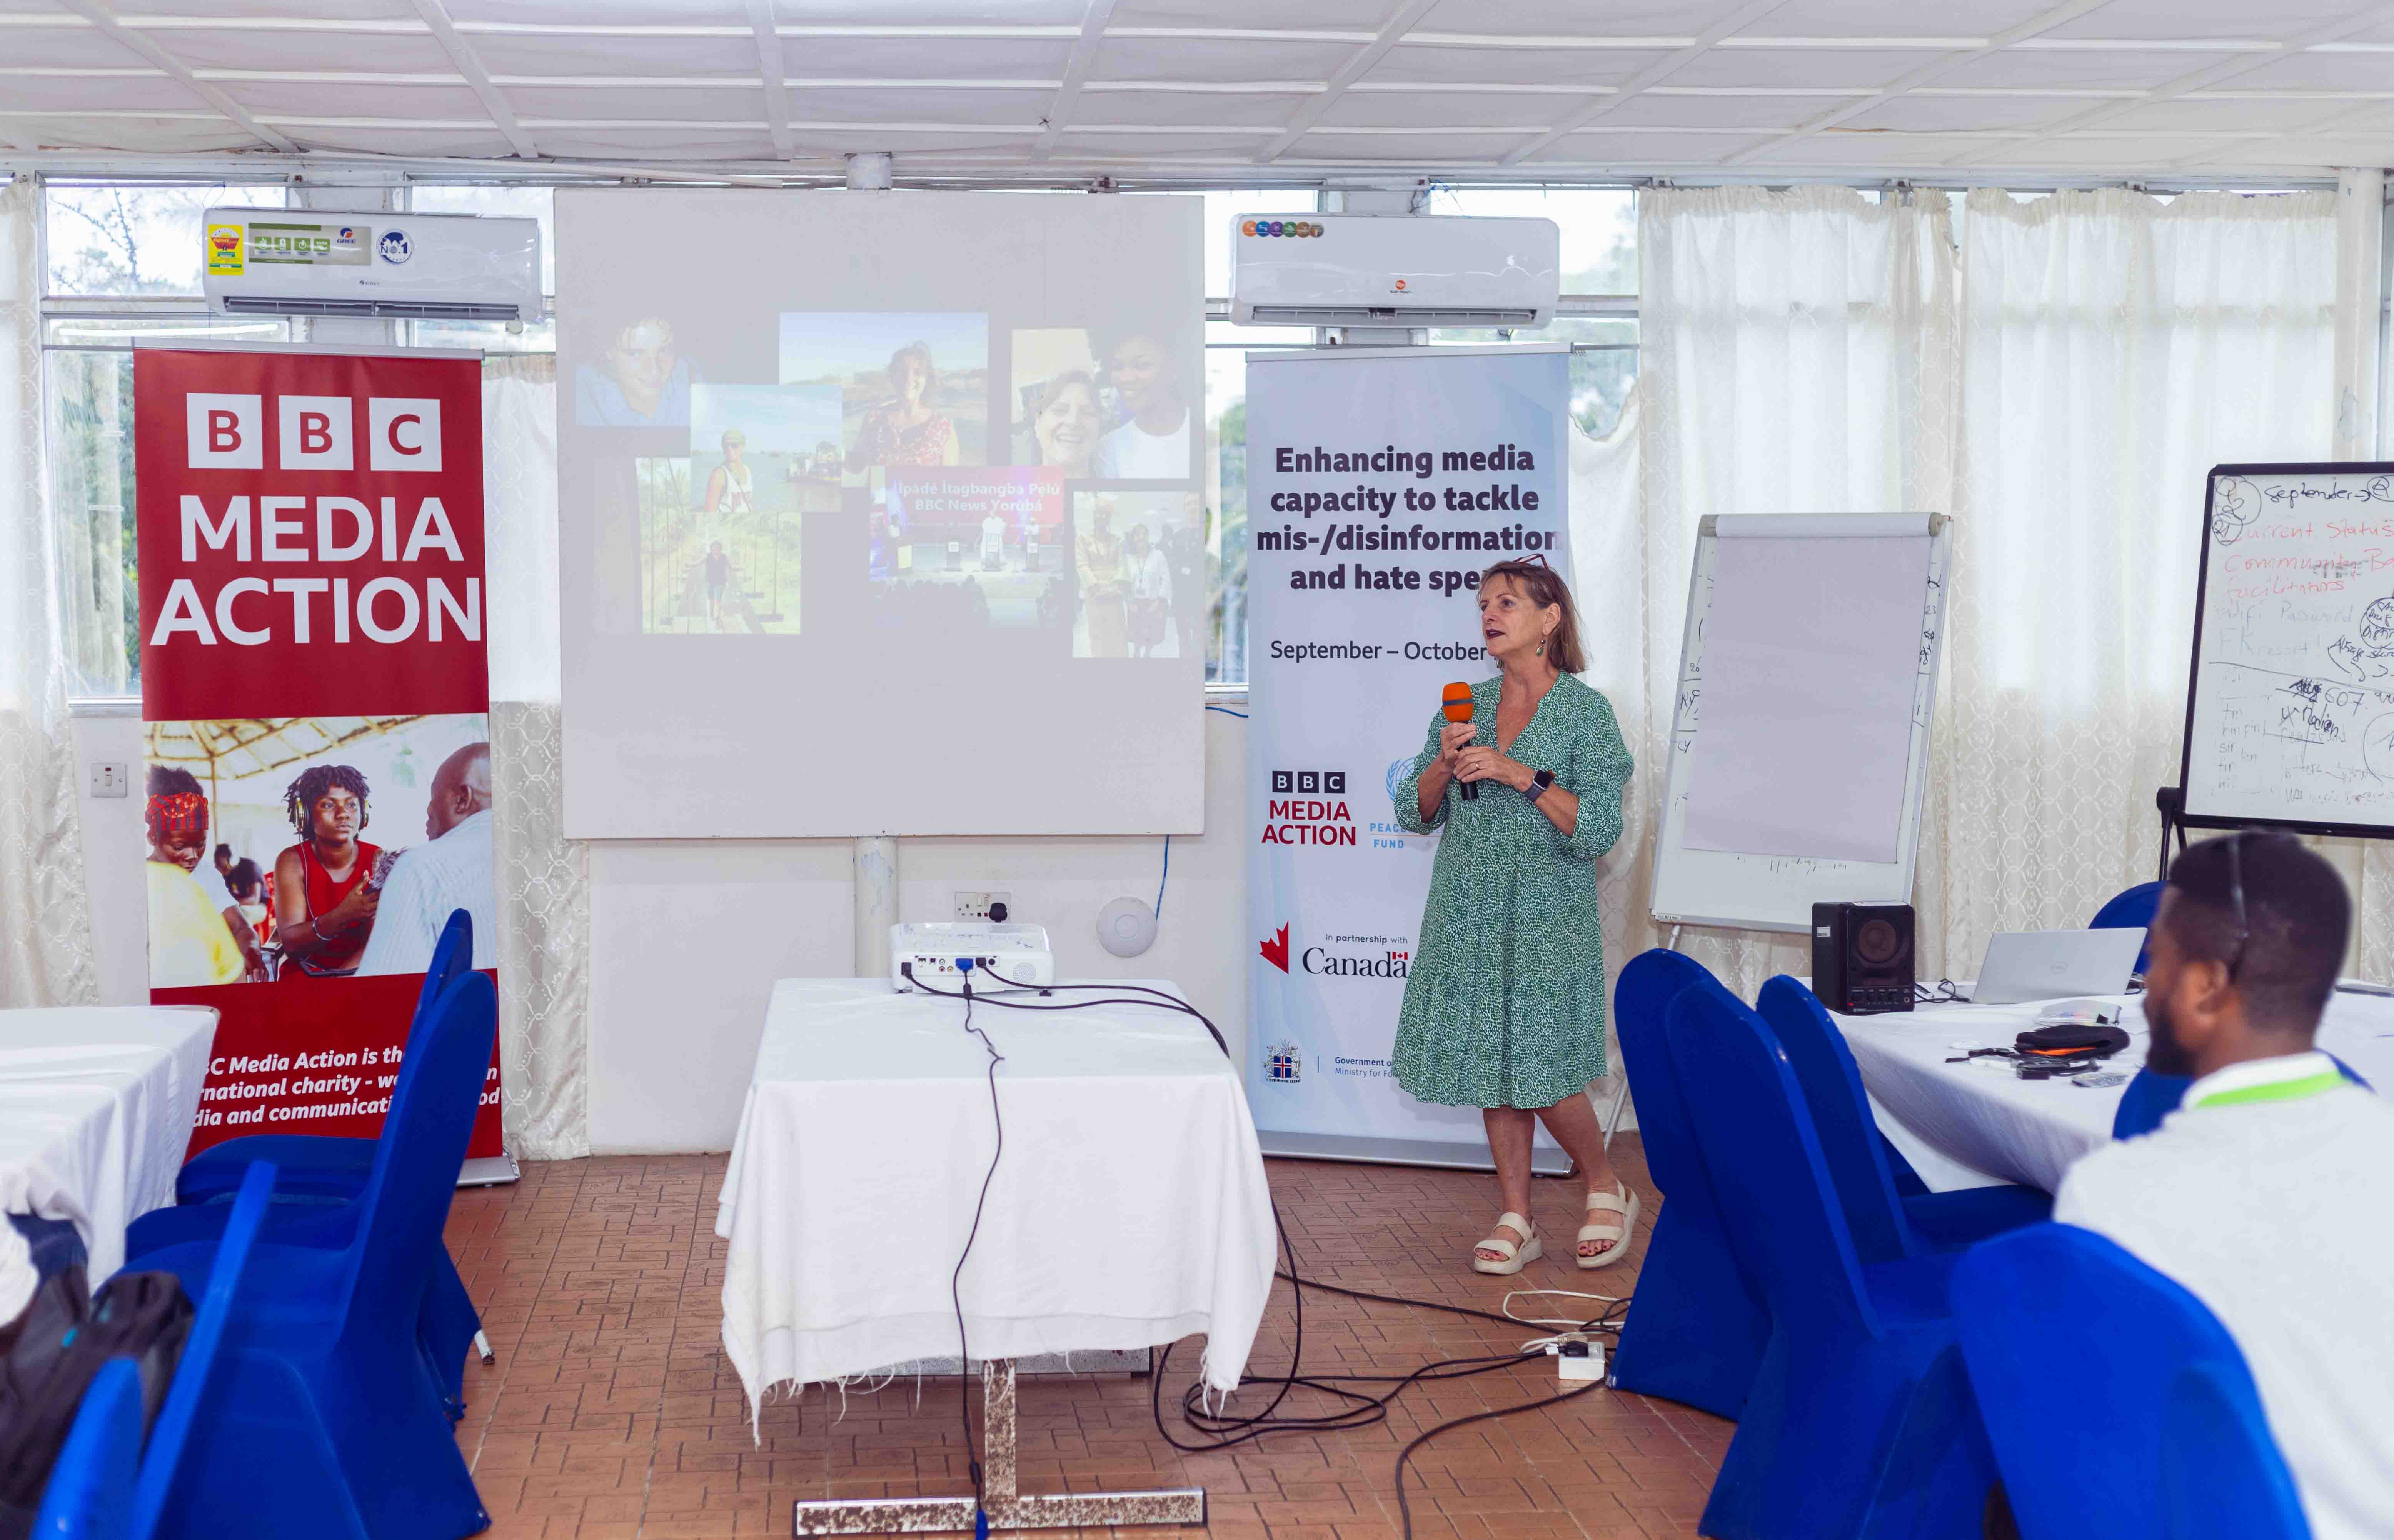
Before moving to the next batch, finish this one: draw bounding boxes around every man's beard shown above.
[2144,994,2197,1077]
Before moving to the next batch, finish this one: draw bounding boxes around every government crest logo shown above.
[1265,1042,1302,1083]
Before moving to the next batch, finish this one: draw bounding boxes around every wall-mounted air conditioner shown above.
[200,208,542,324]
[1228,213,1559,329]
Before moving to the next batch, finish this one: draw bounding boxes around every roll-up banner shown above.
[1244,344,1572,1168]
[134,345,503,1163]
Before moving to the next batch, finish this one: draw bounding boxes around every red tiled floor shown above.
[445,1142,1728,1539]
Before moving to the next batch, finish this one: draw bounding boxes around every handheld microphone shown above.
[1441,682,1479,800]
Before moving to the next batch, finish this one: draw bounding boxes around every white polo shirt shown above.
[355,808,496,977]
[2055,1050,2394,1540]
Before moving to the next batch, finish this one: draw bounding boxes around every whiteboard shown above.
[1650,513,1951,933]
[2181,462,2394,837]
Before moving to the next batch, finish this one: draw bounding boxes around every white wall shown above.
[74,706,1254,1153]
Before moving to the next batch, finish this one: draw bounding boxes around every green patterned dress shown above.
[1391,673,1634,1109]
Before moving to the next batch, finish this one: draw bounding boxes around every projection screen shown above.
[555,190,1207,838]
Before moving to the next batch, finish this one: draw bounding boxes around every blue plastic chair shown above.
[1756,977,2051,1259]
[1606,948,1770,1421]
[1954,1223,2311,1540]
[173,910,475,1205]
[2090,881,2165,974]
[132,972,497,1540]
[2114,1055,2371,1139]
[1672,976,1994,1540]
[140,910,489,1418]
[34,1162,279,1540]
[30,1360,143,1540]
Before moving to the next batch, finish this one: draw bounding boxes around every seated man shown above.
[357,742,495,977]
[2055,832,2394,1540]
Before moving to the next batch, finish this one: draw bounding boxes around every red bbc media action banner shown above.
[134,347,501,1160]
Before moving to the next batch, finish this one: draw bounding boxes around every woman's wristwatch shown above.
[1525,768,1556,800]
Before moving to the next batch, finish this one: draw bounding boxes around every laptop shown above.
[1969,929,2147,1006]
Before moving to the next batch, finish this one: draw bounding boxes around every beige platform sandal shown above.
[1471,1212,1542,1275]
[1577,1182,1641,1269]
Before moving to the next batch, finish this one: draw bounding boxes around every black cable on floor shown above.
[946,967,1006,1513]
[904,967,1634,1520]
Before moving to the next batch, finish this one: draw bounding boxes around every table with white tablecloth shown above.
[0,1005,218,1320]
[1832,989,2394,1194]
[716,977,1275,1533]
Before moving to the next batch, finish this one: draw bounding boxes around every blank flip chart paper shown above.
[1680,532,1933,863]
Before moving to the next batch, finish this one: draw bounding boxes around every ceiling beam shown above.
[1255,0,1443,163]
[405,0,539,159]
[1029,0,1120,163]
[744,0,797,159]
[1720,0,2111,167]
[1498,0,1794,167]
[1947,1,2394,167]
[49,0,299,153]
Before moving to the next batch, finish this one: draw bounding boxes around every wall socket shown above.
[954,891,1012,922]
[88,761,130,798]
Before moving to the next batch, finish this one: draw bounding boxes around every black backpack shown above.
[0,1267,194,1539]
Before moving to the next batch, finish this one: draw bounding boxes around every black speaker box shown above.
[1812,902,1915,1015]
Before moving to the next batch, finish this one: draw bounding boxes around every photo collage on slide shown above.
[570,296,1205,658]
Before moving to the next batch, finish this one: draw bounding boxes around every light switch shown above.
[89,761,130,798]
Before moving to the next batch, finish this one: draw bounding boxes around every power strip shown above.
[1554,1337,1607,1384]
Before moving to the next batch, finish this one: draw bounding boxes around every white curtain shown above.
[0,176,100,1008]
[1590,186,1960,998]
[1935,190,2338,975]
[482,356,589,1159]
[1595,186,2340,1003]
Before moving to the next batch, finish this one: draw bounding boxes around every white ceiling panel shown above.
[217,81,492,120]
[1932,46,2229,90]
[1091,35,1360,81]
[1366,46,1658,88]
[779,37,1074,79]
[2039,1,2367,40]
[115,28,459,74]
[504,85,768,123]
[1078,90,1315,128]
[1318,90,1590,129]
[3,112,261,153]
[1,0,2388,180]
[1602,91,1858,130]
[1413,0,1748,38]
[474,32,759,76]
[1663,46,1953,90]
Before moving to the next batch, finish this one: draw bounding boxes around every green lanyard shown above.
[2185,1070,2346,1110]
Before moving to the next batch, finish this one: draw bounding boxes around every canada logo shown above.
[1260,924,1290,973]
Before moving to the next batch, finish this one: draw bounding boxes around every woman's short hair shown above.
[1478,558,1586,675]
[1026,368,1098,428]
[888,341,938,402]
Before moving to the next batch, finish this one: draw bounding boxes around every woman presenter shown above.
[1390,558,1636,1274]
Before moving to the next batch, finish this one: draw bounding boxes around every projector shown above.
[891,922,1056,992]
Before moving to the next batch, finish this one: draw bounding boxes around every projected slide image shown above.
[635,453,801,638]
[1089,320,1194,481]
[1074,491,1208,660]
[779,311,987,479]
[573,312,699,428]
[1011,330,1107,480]
[872,467,1068,631]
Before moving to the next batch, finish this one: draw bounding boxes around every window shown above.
[41,180,557,700]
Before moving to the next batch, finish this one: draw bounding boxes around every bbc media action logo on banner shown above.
[1270,770,1345,795]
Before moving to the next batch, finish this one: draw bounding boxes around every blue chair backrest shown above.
[1612,948,1714,1201]
[1668,975,1877,1334]
[402,909,475,1053]
[2090,882,2164,973]
[129,1160,276,1539]
[347,970,497,1326]
[32,1359,144,1540]
[2114,1054,2371,1139]
[1954,1223,2310,1540]
[1755,976,1919,1264]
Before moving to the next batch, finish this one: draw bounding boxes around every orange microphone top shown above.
[1441,681,1475,724]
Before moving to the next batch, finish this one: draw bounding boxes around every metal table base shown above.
[792,1359,1205,1535]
